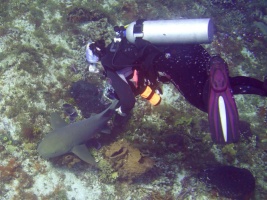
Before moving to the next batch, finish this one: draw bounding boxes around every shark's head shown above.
[37,133,71,158]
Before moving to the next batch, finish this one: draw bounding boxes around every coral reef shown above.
[256,106,267,123]
[103,139,154,182]
[53,154,82,168]
[0,0,266,199]
[0,156,34,198]
[0,158,20,182]
[69,80,106,117]
[222,143,237,163]
[67,7,107,23]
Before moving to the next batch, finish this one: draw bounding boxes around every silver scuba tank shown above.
[126,18,214,44]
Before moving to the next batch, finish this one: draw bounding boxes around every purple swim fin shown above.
[208,56,240,144]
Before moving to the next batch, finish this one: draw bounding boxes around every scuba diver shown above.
[86,19,267,144]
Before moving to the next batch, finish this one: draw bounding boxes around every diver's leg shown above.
[230,76,267,96]
[106,70,135,114]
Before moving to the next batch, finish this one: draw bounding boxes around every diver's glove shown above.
[88,64,99,73]
[115,107,126,117]
[86,42,100,63]
[86,42,100,73]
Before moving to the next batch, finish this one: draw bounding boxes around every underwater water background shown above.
[0,0,267,199]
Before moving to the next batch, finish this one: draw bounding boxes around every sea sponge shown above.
[104,139,154,182]
[199,166,255,199]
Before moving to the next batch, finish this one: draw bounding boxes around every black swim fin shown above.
[208,56,240,144]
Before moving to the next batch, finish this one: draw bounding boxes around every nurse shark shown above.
[37,100,119,167]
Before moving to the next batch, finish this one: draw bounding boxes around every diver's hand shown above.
[88,64,99,73]
[130,69,138,88]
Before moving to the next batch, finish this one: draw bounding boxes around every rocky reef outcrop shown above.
[104,139,154,182]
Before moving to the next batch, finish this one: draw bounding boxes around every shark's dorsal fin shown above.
[50,112,68,130]
[71,144,98,167]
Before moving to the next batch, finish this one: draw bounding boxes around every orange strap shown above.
[140,86,161,106]
[140,86,152,98]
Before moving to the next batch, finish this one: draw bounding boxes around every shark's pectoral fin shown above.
[71,144,98,167]
[100,124,111,134]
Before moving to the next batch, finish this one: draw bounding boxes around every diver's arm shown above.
[105,70,135,114]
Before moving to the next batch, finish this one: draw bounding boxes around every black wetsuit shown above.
[100,39,267,114]
[100,38,141,114]
[153,44,267,112]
